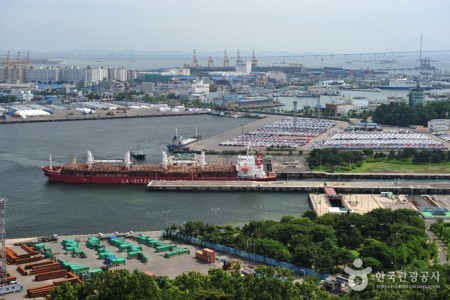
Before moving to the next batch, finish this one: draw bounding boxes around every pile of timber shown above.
[5,247,43,264]
[17,258,55,275]
[26,272,82,298]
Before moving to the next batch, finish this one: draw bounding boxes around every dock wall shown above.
[147,180,450,194]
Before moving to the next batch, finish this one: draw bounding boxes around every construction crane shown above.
[251,50,258,66]
[12,51,21,69]
[223,50,229,67]
[23,51,30,66]
[208,56,214,68]
[192,49,198,68]
[236,50,242,64]
[2,51,10,68]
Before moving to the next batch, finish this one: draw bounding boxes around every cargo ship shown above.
[42,151,277,184]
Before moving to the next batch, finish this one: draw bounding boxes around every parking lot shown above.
[313,129,448,150]
[220,117,336,149]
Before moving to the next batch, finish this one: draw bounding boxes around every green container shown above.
[128,245,142,252]
[155,245,176,253]
[99,252,114,259]
[88,269,103,276]
[140,254,148,262]
[127,251,140,259]
[97,248,108,254]
[164,247,190,258]
[34,243,45,250]
[145,240,156,247]
[118,243,134,252]
[153,242,166,249]
[71,265,89,273]
[86,240,100,249]
[137,236,149,244]
[111,258,126,266]
[111,238,126,246]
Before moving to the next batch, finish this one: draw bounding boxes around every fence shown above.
[161,230,330,280]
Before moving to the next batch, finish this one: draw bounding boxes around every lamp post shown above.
[310,258,315,269]
[162,210,171,228]
[211,208,220,225]
[318,200,322,216]
[247,238,256,263]
[338,164,341,181]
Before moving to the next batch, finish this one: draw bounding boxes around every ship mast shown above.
[124,151,131,170]
[200,151,206,169]
[49,154,53,170]
[87,150,94,170]
[162,151,168,169]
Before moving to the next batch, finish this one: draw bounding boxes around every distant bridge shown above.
[1,49,449,61]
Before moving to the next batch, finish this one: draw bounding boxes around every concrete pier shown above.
[147,180,450,194]
[308,193,417,217]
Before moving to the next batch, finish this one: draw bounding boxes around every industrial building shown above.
[428,119,450,133]
[236,61,252,74]
[325,103,355,116]
[408,85,425,107]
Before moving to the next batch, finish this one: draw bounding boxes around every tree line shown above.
[175,209,437,274]
[51,267,332,300]
[372,101,450,127]
[308,148,450,170]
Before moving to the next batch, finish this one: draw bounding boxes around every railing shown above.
[161,230,329,279]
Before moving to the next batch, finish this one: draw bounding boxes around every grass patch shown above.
[351,160,450,173]
[310,159,450,173]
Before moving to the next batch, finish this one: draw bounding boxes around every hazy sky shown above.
[1,0,449,54]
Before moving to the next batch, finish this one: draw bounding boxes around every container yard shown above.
[4,231,254,299]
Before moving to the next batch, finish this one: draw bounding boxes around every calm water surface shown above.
[0,115,310,238]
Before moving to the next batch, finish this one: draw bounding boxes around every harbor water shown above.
[0,115,311,238]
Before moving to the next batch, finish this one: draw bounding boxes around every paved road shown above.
[425,219,449,265]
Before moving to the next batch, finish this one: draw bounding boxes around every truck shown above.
[38,234,59,242]
[0,281,24,295]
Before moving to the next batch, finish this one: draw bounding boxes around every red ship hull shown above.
[42,166,277,185]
